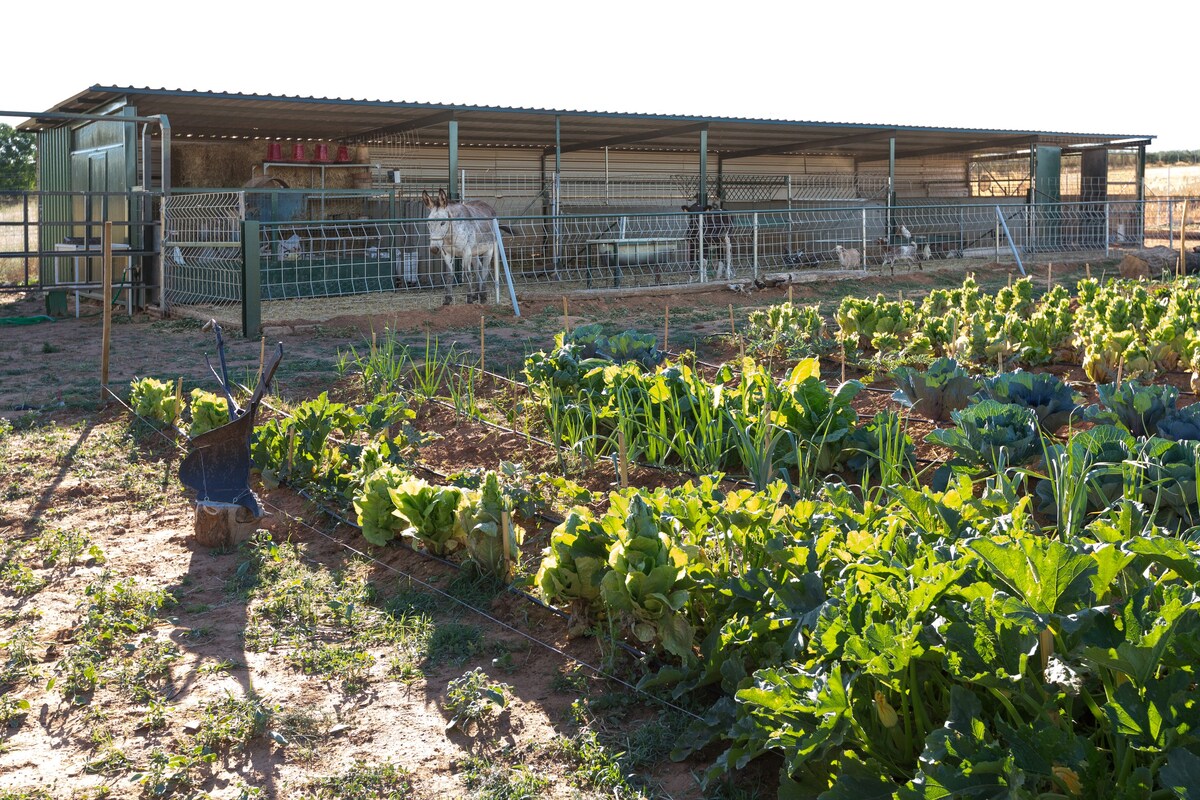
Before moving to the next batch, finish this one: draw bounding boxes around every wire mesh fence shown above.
[246,199,1181,308]
[163,192,245,307]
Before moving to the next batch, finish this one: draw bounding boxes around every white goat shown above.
[834,245,861,269]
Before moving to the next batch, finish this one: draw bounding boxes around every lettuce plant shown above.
[387,477,466,556]
[352,465,410,546]
[598,494,696,663]
[129,377,180,427]
[458,471,524,580]
[534,508,613,629]
[188,388,230,437]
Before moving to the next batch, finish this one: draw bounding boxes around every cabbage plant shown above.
[973,370,1082,433]
[892,358,980,421]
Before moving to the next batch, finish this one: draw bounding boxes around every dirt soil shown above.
[0,256,1131,799]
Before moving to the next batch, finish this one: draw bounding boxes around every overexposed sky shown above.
[4,1,1193,150]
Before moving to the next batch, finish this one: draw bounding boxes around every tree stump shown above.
[193,501,260,548]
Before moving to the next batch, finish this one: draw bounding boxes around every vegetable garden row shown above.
[129,270,1200,799]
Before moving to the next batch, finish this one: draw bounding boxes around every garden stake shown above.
[1047,262,1053,292]
[257,335,266,385]
[617,429,629,488]
[501,511,513,578]
[100,221,113,404]
[563,297,570,334]
[1007,271,1012,287]
[480,316,485,374]
[1116,356,1124,387]
[841,341,846,383]
[788,284,793,304]
[174,377,183,427]
[1086,263,1091,280]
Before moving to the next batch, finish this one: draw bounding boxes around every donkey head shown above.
[423,189,454,255]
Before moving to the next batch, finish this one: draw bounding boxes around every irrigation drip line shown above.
[108,388,698,721]
[258,494,705,724]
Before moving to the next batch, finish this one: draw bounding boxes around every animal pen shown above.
[7,86,1192,336]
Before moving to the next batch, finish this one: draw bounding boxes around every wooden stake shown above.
[174,377,184,427]
[840,340,846,383]
[257,335,266,386]
[100,221,113,405]
[728,303,736,337]
[1007,271,1012,287]
[1047,262,1053,292]
[663,305,670,351]
[480,315,486,374]
[562,296,570,333]
[788,284,793,305]
[501,511,513,579]
[997,350,1004,375]
[617,429,629,489]
[1116,356,1124,387]
[1086,263,1092,281]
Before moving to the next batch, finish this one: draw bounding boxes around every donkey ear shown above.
[438,188,449,206]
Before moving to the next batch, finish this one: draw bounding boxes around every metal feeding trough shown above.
[178,322,282,547]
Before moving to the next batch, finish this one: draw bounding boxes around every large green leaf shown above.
[1160,748,1200,799]
[969,537,1097,619]
[818,752,897,800]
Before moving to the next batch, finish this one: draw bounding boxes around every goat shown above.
[682,199,734,281]
[834,245,861,269]
[877,238,921,274]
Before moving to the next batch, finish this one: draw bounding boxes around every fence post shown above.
[1104,202,1110,257]
[242,220,261,339]
[861,208,867,263]
[698,213,707,283]
[1169,200,1175,249]
[752,212,759,280]
[22,193,30,287]
[995,213,1001,263]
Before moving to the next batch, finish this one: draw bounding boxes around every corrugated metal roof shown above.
[18,85,1154,160]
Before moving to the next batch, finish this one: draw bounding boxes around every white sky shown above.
[5,0,1194,151]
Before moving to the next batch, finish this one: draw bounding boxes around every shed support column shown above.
[448,119,459,201]
[554,116,562,270]
[717,157,724,205]
[698,127,708,206]
[888,137,896,239]
[1136,144,1147,245]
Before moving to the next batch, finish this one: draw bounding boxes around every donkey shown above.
[422,188,500,305]
[681,199,734,281]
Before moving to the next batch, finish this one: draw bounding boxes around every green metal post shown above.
[242,220,261,339]
[717,156,724,204]
[698,127,708,205]
[888,137,896,239]
[1136,144,1147,245]
[448,119,459,200]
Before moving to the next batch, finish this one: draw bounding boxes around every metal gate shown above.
[162,192,245,310]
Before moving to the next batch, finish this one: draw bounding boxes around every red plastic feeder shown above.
[290,142,306,162]
[266,142,283,162]
[312,143,330,163]
[335,145,351,163]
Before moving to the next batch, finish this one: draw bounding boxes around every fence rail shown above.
[5,191,1200,336]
